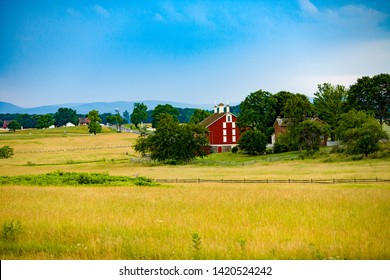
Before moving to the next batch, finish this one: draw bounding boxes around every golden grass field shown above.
[0,127,389,259]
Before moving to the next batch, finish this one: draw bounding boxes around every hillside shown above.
[0,100,219,114]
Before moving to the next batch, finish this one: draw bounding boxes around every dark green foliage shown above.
[347,73,390,124]
[231,146,239,153]
[131,103,148,128]
[238,130,267,155]
[236,90,276,140]
[189,109,211,124]
[37,114,54,129]
[16,114,37,128]
[99,113,113,124]
[87,110,102,135]
[2,221,22,241]
[283,94,315,126]
[7,120,21,132]
[297,120,330,151]
[0,171,159,186]
[134,114,209,164]
[336,110,389,156]
[107,113,126,131]
[122,110,130,124]
[0,146,14,158]
[314,83,348,140]
[151,104,180,128]
[54,107,78,126]
[273,132,297,154]
[272,91,295,117]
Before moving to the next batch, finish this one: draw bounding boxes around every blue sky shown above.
[0,0,389,108]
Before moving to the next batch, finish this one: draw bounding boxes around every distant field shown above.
[0,129,389,259]
[0,128,389,180]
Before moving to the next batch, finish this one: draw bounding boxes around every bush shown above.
[273,132,297,154]
[0,146,14,159]
[238,130,267,155]
[2,220,22,241]
[231,146,239,154]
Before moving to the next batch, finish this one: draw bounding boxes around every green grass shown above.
[0,171,158,186]
[0,183,389,259]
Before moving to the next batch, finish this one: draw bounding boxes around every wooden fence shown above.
[153,178,390,184]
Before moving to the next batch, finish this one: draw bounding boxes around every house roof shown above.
[274,116,325,127]
[199,113,228,128]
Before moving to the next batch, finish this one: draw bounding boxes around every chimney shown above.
[218,103,224,113]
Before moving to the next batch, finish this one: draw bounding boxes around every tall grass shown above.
[0,183,389,259]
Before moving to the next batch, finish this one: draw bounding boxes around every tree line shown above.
[236,73,389,156]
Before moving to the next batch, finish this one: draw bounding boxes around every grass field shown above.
[0,128,389,259]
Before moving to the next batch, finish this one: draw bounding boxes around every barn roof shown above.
[199,113,227,128]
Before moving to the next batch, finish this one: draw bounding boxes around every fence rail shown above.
[153,178,390,184]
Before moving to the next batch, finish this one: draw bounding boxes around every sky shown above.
[0,0,389,108]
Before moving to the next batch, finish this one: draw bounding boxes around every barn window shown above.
[232,136,236,142]
[232,129,236,136]
[223,136,227,143]
[223,122,226,128]
[232,122,236,128]
[226,115,231,122]
[223,129,227,136]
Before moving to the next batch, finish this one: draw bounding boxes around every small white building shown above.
[65,122,75,127]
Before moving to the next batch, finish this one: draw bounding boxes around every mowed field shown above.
[0,127,389,259]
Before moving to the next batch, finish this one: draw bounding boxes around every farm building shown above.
[272,116,328,146]
[2,120,13,129]
[199,103,240,153]
[78,117,90,126]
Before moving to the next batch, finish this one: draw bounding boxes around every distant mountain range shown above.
[0,100,219,115]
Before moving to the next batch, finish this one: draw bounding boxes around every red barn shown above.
[199,103,240,153]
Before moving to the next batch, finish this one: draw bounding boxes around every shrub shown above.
[273,132,297,154]
[0,146,14,159]
[231,146,239,154]
[238,130,267,155]
[2,220,22,241]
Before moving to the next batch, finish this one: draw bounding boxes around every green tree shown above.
[336,110,388,156]
[37,114,54,129]
[16,114,37,128]
[151,104,180,128]
[236,90,276,140]
[134,114,209,163]
[347,73,390,124]
[87,110,102,135]
[238,130,267,155]
[107,113,126,132]
[122,110,130,124]
[54,108,78,126]
[272,91,295,117]
[190,109,211,124]
[314,83,348,140]
[284,94,314,125]
[131,103,148,128]
[297,120,330,152]
[0,146,14,159]
[7,120,21,132]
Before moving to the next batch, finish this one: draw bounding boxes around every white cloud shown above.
[94,4,110,17]
[299,0,318,15]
